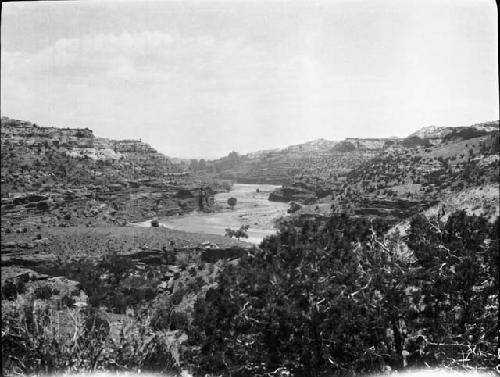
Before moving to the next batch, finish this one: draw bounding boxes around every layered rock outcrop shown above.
[1,117,216,230]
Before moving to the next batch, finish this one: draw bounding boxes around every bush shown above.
[333,140,356,152]
[38,255,137,313]
[406,211,498,367]
[401,136,431,148]
[227,197,237,209]
[61,294,75,308]
[287,202,302,214]
[184,212,498,376]
[186,215,399,376]
[171,288,186,306]
[151,306,173,331]
[225,224,249,240]
[33,285,55,300]
[169,311,189,331]
[1,280,26,300]
[1,301,179,376]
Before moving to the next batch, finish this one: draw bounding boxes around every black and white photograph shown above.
[1,0,499,376]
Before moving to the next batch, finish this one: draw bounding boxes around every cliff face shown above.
[207,137,392,184]
[1,117,215,229]
[408,126,453,140]
[1,117,94,147]
[210,121,499,186]
[408,121,499,144]
[344,138,396,150]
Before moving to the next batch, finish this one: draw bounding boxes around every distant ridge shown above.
[408,126,454,139]
[409,120,499,139]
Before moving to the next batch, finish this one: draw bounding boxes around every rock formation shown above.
[0,117,216,231]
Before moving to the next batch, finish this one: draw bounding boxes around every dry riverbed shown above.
[135,184,290,245]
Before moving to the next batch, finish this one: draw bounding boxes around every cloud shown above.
[6,25,494,159]
[1,30,337,123]
[2,31,331,157]
[3,31,284,87]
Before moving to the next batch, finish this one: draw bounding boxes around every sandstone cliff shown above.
[1,117,216,231]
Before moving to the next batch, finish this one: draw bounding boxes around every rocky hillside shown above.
[409,120,499,143]
[261,121,499,222]
[188,120,497,188]
[0,117,220,231]
[1,116,498,376]
[195,139,382,184]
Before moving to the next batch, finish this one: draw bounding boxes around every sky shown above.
[1,0,498,159]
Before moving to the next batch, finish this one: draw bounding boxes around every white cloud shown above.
[2,31,291,87]
[2,9,497,159]
[1,31,329,157]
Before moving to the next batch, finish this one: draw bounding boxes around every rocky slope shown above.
[262,121,499,222]
[190,120,497,186]
[2,115,498,376]
[409,120,499,142]
[1,117,250,366]
[181,120,499,222]
[408,125,454,140]
[0,117,220,232]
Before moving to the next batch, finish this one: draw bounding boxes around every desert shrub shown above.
[35,255,145,313]
[103,292,128,314]
[443,128,488,142]
[151,305,173,331]
[176,253,190,269]
[185,215,401,376]
[1,300,179,376]
[169,311,189,331]
[33,285,55,300]
[227,197,237,209]
[171,287,186,306]
[2,280,26,300]
[195,276,205,290]
[287,202,302,213]
[333,140,356,152]
[123,285,157,308]
[225,224,249,240]
[2,300,108,375]
[98,253,134,284]
[405,211,498,368]
[184,212,498,376]
[112,312,180,373]
[401,136,431,148]
[61,294,75,308]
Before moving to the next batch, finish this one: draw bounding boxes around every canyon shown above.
[1,116,498,376]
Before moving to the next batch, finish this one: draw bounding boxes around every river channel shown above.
[158,183,289,245]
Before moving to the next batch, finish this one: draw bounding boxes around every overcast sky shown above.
[1,0,498,159]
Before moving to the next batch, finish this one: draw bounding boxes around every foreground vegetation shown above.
[2,210,497,376]
[185,211,498,376]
